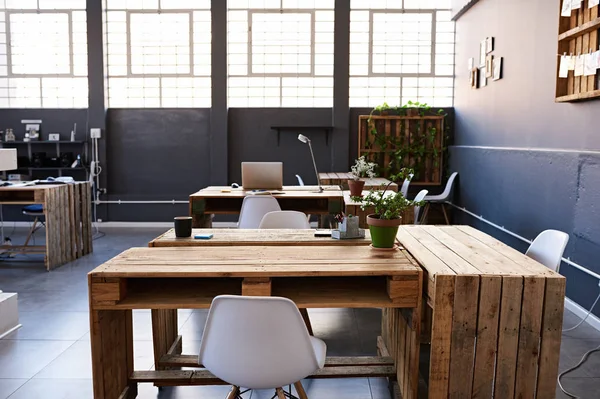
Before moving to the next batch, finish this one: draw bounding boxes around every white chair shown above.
[238,196,281,229]
[400,173,414,197]
[412,189,428,225]
[526,230,569,272]
[422,172,458,225]
[198,295,326,399]
[259,211,311,229]
[295,175,305,186]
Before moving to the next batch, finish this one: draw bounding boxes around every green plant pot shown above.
[367,214,402,248]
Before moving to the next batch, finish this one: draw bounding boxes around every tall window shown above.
[350,0,454,107]
[105,0,211,108]
[228,0,334,107]
[0,0,88,108]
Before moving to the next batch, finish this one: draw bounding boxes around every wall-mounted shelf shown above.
[2,141,86,144]
[11,167,86,171]
[270,126,334,146]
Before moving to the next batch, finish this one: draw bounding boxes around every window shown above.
[0,0,87,108]
[228,0,334,107]
[349,0,454,107]
[105,0,211,108]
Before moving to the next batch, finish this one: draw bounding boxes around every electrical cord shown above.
[563,290,600,333]
[558,342,600,398]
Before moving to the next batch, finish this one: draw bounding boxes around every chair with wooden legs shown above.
[22,204,45,247]
[199,295,326,399]
[412,189,428,225]
[421,172,458,224]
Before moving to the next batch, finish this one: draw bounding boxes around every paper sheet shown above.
[562,0,572,16]
[584,53,597,76]
[571,0,582,10]
[590,0,599,8]
[568,55,576,71]
[574,55,585,76]
[596,51,600,69]
[559,56,570,78]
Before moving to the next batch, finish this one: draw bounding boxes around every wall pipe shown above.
[96,200,188,205]
[446,202,600,281]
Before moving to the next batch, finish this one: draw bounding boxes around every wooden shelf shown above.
[556,89,600,102]
[2,141,86,144]
[558,16,600,41]
[270,126,333,145]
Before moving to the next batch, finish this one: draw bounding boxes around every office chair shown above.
[421,172,459,224]
[259,211,311,229]
[22,204,45,247]
[238,196,281,229]
[526,230,569,272]
[412,190,428,225]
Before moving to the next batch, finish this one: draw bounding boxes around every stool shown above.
[22,204,45,247]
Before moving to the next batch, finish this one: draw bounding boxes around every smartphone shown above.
[194,234,214,240]
[314,230,332,237]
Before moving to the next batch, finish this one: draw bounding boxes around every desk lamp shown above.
[297,134,323,193]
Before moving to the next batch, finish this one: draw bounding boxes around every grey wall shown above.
[451,0,600,314]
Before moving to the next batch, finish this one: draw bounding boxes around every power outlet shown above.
[90,128,102,139]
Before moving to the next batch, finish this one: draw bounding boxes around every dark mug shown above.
[174,216,193,238]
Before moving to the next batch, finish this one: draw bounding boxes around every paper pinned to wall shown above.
[559,56,570,78]
[571,0,582,10]
[562,0,572,16]
[584,53,597,76]
[574,55,585,76]
[595,50,600,69]
[568,55,576,70]
[590,0,599,8]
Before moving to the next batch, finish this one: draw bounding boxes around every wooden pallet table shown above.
[189,185,344,228]
[318,172,398,192]
[395,225,565,399]
[148,228,372,247]
[0,182,93,270]
[88,245,422,399]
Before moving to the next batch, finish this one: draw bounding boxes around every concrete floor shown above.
[0,227,598,398]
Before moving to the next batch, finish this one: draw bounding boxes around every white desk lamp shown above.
[297,134,323,193]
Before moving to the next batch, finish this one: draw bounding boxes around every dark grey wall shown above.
[0,109,88,141]
[104,109,211,221]
[451,0,600,314]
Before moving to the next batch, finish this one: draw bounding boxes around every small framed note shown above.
[485,55,493,77]
[493,57,503,81]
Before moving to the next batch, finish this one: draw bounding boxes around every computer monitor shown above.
[241,162,283,190]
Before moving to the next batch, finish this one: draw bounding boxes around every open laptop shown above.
[241,162,283,190]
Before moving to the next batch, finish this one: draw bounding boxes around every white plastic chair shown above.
[400,173,414,197]
[198,295,326,398]
[238,196,281,229]
[295,174,305,186]
[526,230,569,272]
[259,211,311,229]
[412,189,428,225]
[422,172,459,224]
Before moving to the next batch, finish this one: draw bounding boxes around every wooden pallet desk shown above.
[0,182,92,270]
[148,228,372,247]
[319,172,398,192]
[395,225,565,399]
[88,245,422,399]
[189,186,344,228]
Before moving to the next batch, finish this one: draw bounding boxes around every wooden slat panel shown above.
[472,276,502,399]
[581,3,591,93]
[448,275,479,398]
[493,276,524,399]
[588,4,599,91]
[159,354,395,368]
[535,277,566,398]
[574,6,584,94]
[514,277,546,399]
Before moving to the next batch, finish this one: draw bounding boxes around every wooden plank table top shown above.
[319,173,398,192]
[190,185,343,199]
[91,245,419,278]
[149,228,372,247]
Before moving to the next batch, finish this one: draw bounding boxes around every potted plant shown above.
[349,156,377,197]
[360,176,422,249]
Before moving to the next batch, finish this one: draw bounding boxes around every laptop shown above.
[241,162,283,190]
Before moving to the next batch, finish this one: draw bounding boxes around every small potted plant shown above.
[349,156,377,197]
[360,178,422,249]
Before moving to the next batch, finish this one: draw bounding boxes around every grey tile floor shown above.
[0,227,598,398]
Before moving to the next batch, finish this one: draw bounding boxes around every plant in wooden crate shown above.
[360,176,423,249]
[348,156,377,197]
[361,101,448,185]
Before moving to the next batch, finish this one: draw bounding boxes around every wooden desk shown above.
[0,182,92,270]
[396,225,565,399]
[88,245,422,399]
[319,172,398,192]
[344,191,415,228]
[189,185,344,227]
[148,228,372,247]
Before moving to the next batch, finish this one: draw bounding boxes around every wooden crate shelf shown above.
[556,1,600,102]
[358,115,444,185]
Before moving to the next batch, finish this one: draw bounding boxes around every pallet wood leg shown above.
[151,309,180,385]
[299,308,313,335]
[192,214,212,228]
[294,381,308,399]
[90,309,137,399]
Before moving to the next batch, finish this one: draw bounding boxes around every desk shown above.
[0,182,92,270]
[88,245,422,399]
[396,225,565,399]
[189,185,343,228]
[319,173,398,192]
[148,228,371,247]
